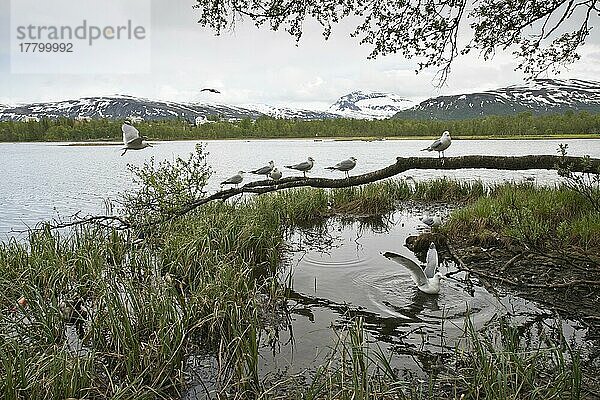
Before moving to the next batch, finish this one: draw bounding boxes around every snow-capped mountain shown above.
[2,80,599,123]
[0,94,377,122]
[329,91,415,119]
[0,95,267,122]
[394,79,600,120]
[245,104,342,120]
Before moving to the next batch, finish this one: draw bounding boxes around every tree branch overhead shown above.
[192,0,599,82]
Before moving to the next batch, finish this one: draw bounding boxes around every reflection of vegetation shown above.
[0,149,595,397]
[267,316,583,399]
[1,111,600,142]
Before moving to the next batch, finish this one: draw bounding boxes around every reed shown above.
[0,177,593,398]
[445,183,600,249]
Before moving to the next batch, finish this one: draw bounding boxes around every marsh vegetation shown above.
[1,146,598,399]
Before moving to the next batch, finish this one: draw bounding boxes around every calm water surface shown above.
[185,207,593,397]
[1,139,596,396]
[1,138,599,236]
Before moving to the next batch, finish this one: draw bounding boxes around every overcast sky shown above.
[1,0,599,110]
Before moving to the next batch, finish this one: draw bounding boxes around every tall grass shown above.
[451,315,582,399]
[270,316,582,400]
[0,178,593,398]
[445,183,600,249]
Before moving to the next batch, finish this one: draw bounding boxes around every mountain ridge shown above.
[1,79,599,122]
[328,90,415,119]
[394,79,600,120]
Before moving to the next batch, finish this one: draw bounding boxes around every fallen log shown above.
[40,154,600,230]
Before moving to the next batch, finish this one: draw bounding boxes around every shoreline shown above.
[1,133,599,146]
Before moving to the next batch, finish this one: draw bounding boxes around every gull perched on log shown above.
[422,131,451,158]
[221,171,244,187]
[325,157,357,178]
[250,161,274,177]
[269,168,282,181]
[383,252,444,294]
[121,120,151,156]
[285,157,314,177]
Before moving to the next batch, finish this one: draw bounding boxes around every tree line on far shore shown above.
[1,111,599,142]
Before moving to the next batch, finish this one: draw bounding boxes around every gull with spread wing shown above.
[121,120,152,156]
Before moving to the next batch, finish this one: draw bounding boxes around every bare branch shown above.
[34,154,600,233]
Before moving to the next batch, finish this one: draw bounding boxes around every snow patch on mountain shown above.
[246,103,341,120]
[329,91,415,119]
[395,79,600,120]
[0,96,342,122]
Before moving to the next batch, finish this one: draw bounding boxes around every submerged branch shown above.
[43,154,600,231]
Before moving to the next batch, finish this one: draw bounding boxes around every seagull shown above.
[325,157,357,178]
[424,242,439,278]
[121,120,151,156]
[269,168,282,181]
[383,252,444,294]
[285,157,315,177]
[200,88,221,93]
[221,171,244,187]
[250,161,274,177]
[421,131,451,158]
[421,215,442,228]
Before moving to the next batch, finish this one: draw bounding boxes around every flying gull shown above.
[383,252,444,294]
[422,131,451,158]
[285,157,314,177]
[250,160,274,176]
[221,171,244,187]
[200,88,221,93]
[121,120,152,156]
[325,157,357,178]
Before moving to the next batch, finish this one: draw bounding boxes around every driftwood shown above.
[40,154,600,230]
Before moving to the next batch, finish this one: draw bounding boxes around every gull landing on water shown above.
[383,251,443,294]
[121,121,152,156]
[326,157,357,178]
[422,131,451,158]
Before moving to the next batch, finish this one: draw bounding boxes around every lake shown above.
[1,138,597,397]
[1,138,599,237]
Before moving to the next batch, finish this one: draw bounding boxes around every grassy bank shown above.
[444,183,600,250]
[1,111,600,142]
[0,178,593,398]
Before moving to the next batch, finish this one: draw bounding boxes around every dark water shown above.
[2,138,600,236]
[184,205,592,397]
